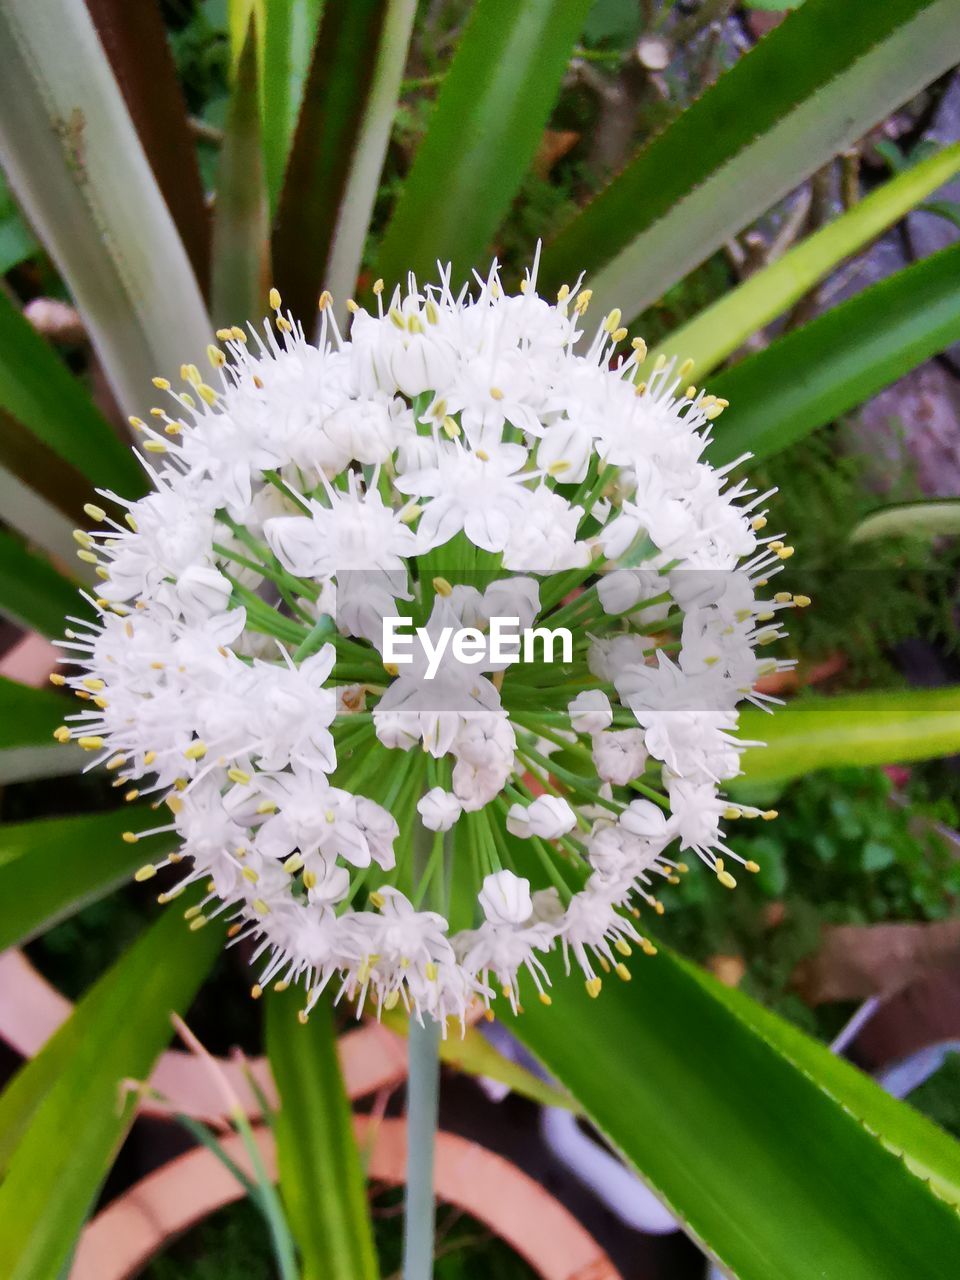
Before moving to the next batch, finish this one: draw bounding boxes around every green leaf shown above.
[266,989,379,1280]
[0,528,78,637]
[84,0,211,294]
[0,806,167,951]
[0,290,143,500]
[373,0,594,290]
[513,945,960,1279]
[212,12,271,326]
[0,903,222,1279]
[0,0,211,418]
[851,499,960,544]
[736,688,960,785]
[648,143,960,380]
[272,0,416,323]
[0,676,83,785]
[707,243,960,466]
[0,171,38,272]
[695,968,960,1210]
[539,0,960,320]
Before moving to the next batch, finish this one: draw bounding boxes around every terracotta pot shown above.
[0,949,407,1118]
[70,1118,622,1280]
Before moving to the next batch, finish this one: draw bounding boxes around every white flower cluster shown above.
[55,252,803,1027]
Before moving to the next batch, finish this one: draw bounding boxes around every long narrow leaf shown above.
[0,676,84,786]
[0,529,78,638]
[0,806,167,952]
[212,14,271,326]
[851,499,960,544]
[707,243,960,466]
[0,904,221,1280]
[686,964,960,1210]
[514,945,960,1279]
[0,466,84,579]
[0,0,211,417]
[0,290,143,499]
[272,0,415,323]
[649,143,960,379]
[84,0,210,294]
[266,989,379,1280]
[373,0,594,290]
[540,0,960,321]
[737,687,960,785]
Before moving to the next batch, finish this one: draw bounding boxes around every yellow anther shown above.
[143,440,168,454]
[122,831,139,844]
[489,387,504,401]
[774,590,791,603]
[189,916,208,931]
[274,980,290,993]
[129,415,145,429]
[769,540,784,551]
[443,415,460,437]
[677,357,695,382]
[425,299,439,324]
[598,955,610,974]
[717,869,737,889]
[557,284,570,302]
[106,755,126,771]
[76,550,99,564]
[318,290,333,311]
[252,898,270,915]
[399,503,423,524]
[425,962,438,981]
[269,287,281,310]
[615,963,631,981]
[144,750,156,765]
[303,870,317,889]
[745,860,760,874]
[641,940,658,956]
[276,315,292,333]
[615,938,632,956]
[384,661,399,677]
[298,1009,310,1024]
[250,983,263,999]
[519,278,529,294]
[256,800,277,814]
[762,809,778,821]
[432,576,453,597]
[631,337,647,359]
[242,866,259,883]
[724,806,742,820]
[227,767,250,785]
[53,725,71,743]
[373,278,384,295]
[135,864,157,882]
[206,345,225,369]
[585,976,602,998]
[231,325,247,341]
[612,327,628,342]
[198,383,218,405]
[216,328,233,341]
[184,741,207,760]
[635,381,647,396]
[547,460,571,476]
[475,448,489,461]
[777,545,795,560]
[793,594,811,608]
[283,854,304,875]
[685,384,697,399]
[346,298,359,313]
[78,735,105,750]
[603,308,622,333]
[752,515,768,531]
[370,891,385,909]
[653,354,667,372]
[49,673,66,687]
[83,503,107,522]
[574,288,593,314]
[757,611,775,622]
[73,528,92,547]
[539,991,553,1006]
[125,789,139,802]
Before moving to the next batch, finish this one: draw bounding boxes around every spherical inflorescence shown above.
[55,254,802,1027]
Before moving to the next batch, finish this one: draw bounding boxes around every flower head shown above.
[55,253,799,1027]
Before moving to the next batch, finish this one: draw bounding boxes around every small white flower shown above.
[417,787,462,832]
[478,870,533,925]
[567,689,613,734]
[506,794,576,840]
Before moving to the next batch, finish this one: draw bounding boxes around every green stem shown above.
[403,812,442,1280]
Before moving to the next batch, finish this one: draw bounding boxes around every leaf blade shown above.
[0,905,222,1280]
[850,499,960,544]
[373,0,594,290]
[513,945,960,1279]
[540,0,960,321]
[0,529,78,638]
[706,243,960,466]
[266,990,379,1280]
[737,687,960,784]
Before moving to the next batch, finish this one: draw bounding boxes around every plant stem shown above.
[402,1011,441,1280]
